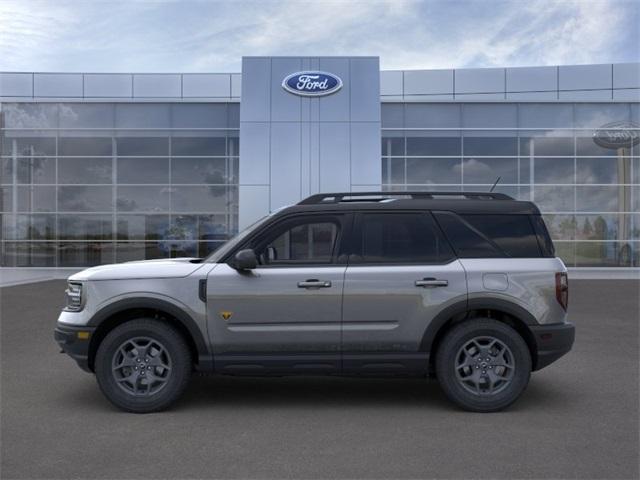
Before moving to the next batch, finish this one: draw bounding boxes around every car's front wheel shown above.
[95,319,192,413]
[435,318,531,412]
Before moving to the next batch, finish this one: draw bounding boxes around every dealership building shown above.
[0,57,639,274]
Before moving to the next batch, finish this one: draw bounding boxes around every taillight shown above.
[555,272,569,311]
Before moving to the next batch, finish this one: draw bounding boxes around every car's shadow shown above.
[57,374,575,414]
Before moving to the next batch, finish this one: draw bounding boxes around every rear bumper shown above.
[530,322,575,371]
[54,323,96,373]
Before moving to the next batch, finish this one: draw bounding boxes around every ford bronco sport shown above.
[55,191,575,413]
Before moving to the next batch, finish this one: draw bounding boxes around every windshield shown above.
[203,214,272,263]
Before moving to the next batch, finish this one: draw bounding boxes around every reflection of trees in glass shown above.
[557,216,576,239]
[594,216,607,240]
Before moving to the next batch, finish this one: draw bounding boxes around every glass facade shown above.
[382,103,640,268]
[1,99,638,269]
[0,103,239,267]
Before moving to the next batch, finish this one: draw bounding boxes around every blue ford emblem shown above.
[282,71,343,97]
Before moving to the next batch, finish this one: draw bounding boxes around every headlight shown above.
[64,282,84,312]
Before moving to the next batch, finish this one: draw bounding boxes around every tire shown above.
[435,318,531,412]
[95,319,192,413]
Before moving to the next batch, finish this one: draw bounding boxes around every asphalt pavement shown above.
[1,279,638,479]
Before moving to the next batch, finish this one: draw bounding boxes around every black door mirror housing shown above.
[233,249,257,270]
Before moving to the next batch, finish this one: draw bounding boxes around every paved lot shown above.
[1,279,638,479]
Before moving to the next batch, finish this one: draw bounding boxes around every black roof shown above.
[277,191,540,216]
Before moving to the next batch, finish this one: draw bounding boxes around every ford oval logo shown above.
[282,71,343,97]
[593,121,640,149]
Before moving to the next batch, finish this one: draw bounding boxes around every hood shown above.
[68,258,205,281]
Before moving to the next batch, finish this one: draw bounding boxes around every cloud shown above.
[0,0,637,72]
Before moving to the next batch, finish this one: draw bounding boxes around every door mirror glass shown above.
[233,249,257,270]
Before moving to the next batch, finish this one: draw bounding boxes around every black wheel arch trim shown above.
[420,297,539,353]
[87,297,213,371]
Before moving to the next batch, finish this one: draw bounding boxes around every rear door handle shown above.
[415,278,448,288]
[297,279,332,289]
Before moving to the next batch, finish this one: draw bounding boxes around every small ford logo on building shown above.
[282,71,343,97]
[593,121,640,149]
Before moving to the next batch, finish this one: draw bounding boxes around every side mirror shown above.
[233,249,257,271]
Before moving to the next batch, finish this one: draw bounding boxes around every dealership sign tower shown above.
[238,56,381,229]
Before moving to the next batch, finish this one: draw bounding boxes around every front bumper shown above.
[530,322,575,371]
[54,323,96,373]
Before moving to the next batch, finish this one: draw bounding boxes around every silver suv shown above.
[55,192,575,413]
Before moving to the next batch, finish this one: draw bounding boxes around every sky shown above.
[0,0,638,73]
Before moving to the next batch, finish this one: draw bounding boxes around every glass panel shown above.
[58,186,112,212]
[519,136,574,156]
[116,157,169,184]
[533,158,574,184]
[58,137,111,156]
[542,214,576,240]
[575,186,622,212]
[116,186,170,212]
[1,136,56,156]
[381,136,404,156]
[171,158,228,184]
[59,104,114,128]
[405,104,461,128]
[0,158,11,183]
[116,137,168,156]
[554,242,576,267]
[17,186,56,212]
[3,214,55,240]
[2,104,58,128]
[171,186,236,213]
[16,157,56,184]
[574,104,630,128]
[518,104,573,129]
[58,157,112,184]
[116,215,170,240]
[114,104,170,128]
[461,214,540,257]
[406,137,461,156]
[406,158,461,184]
[0,187,12,211]
[464,137,517,156]
[115,242,170,262]
[576,157,629,184]
[58,214,112,240]
[575,242,636,267]
[171,137,226,156]
[58,242,115,267]
[462,157,518,184]
[574,214,630,241]
[576,137,622,157]
[381,103,404,128]
[533,186,575,212]
[2,242,56,267]
[388,158,404,184]
[197,214,231,241]
[171,104,228,128]
[463,104,517,128]
[228,104,240,127]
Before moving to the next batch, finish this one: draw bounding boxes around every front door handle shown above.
[415,278,448,288]
[297,279,332,289]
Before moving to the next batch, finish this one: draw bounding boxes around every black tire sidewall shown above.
[436,319,531,412]
[95,319,192,413]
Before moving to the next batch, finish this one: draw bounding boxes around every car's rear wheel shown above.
[95,319,192,413]
[435,318,531,412]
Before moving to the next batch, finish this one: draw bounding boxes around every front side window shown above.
[354,212,454,264]
[255,218,340,265]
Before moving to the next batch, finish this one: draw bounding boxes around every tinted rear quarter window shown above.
[435,212,542,258]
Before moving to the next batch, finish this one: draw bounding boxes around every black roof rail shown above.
[297,191,513,205]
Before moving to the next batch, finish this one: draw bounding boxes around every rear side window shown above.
[435,212,542,258]
[531,215,555,257]
[354,212,454,264]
